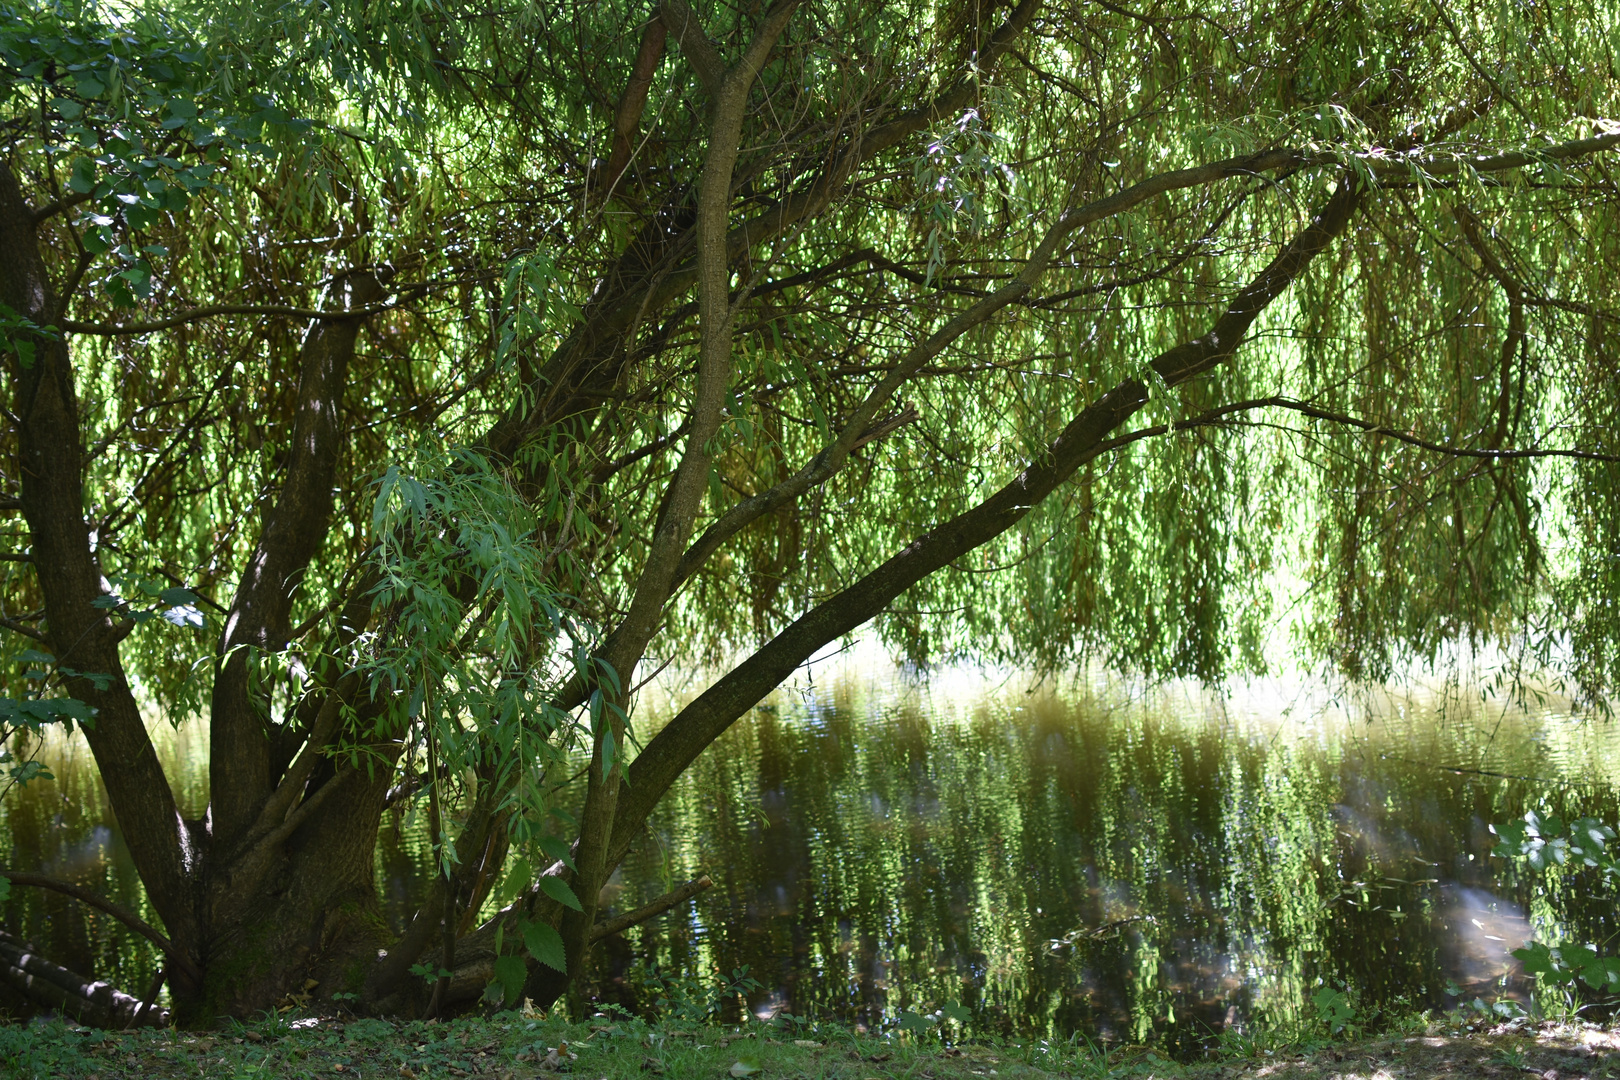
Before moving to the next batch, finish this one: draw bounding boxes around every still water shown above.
[4,664,1619,1048]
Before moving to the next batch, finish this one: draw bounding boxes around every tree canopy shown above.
[1,0,1618,1023]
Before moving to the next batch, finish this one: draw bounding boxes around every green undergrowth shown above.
[1,1007,1617,1080]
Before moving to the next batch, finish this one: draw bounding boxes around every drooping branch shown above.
[58,299,402,335]
[666,149,1307,595]
[1082,396,1620,463]
[546,124,1620,719]
[1194,398,1620,463]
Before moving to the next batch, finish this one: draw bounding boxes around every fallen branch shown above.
[588,875,714,942]
[0,930,169,1028]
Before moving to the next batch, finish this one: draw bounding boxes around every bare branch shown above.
[588,875,713,942]
[0,614,48,642]
[29,190,93,225]
[0,870,200,983]
[0,929,169,1029]
[658,0,724,96]
[59,299,403,336]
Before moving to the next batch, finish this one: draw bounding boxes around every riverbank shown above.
[1,1009,1615,1080]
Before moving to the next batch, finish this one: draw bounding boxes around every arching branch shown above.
[0,870,201,984]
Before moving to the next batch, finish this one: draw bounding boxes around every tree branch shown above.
[600,14,669,201]
[658,0,724,96]
[0,929,169,1029]
[210,269,389,852]
[1232,398,1620,463]
[29,190,93,225]
[604,176,1365,869]
[0,870,200,984]
[236,671,361,858]
[588,875,713,942]
[538,0,802,1005]
[0,614,48,642]
[58,299,401,336]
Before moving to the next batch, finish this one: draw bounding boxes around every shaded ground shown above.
[0,1011,1614,1080]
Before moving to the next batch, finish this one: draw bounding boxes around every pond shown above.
[4,662,1618,1051]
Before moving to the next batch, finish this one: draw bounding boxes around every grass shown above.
[0,1005,1617,1080]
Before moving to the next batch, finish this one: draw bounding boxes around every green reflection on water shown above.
[3,668,1617,1046]
[596,670,1619,1049]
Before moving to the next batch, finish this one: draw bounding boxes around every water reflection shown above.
[2,667,1617,1047]
[593,670,1619,1050]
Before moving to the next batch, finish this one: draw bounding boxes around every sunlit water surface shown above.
[4,663,1618,1050]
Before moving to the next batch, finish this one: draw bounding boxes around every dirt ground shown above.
[1178,1021,1620,1080]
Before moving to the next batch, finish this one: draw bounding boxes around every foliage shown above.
[624,962,763,1026]
[1,0,1619,1020]
[1491,810,1620,996]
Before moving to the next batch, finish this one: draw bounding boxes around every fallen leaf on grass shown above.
[793,1040,822,1048]
[868,1052,893,1062]
[730,1059,762,1077]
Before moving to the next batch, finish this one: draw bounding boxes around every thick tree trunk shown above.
[2,165,204,992]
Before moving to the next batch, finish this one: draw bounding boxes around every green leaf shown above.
[729,1060,761,1077]
[537,875,583,912]
[1580,955,1620,991]
[68,156,96,193]
[496,856,533,903]
[538,834,576,872]
[898,1009,937,1033]
[158,586,198,605]
[521,918,566,973]
[493,954,527,1005]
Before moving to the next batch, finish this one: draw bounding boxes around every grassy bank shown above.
[2,1007,1617,1080]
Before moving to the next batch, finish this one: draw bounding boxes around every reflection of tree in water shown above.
[3,678,1617,1038]
[599,678,1620,1046]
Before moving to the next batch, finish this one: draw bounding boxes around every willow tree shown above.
[2,0,1618,1024]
